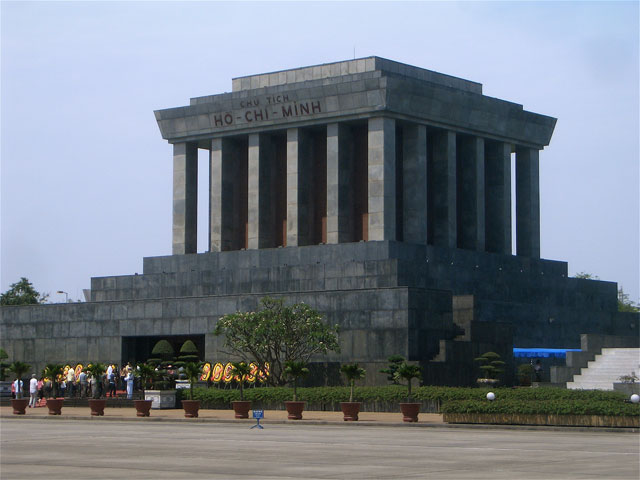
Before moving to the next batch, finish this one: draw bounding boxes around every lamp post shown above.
[56,290,68,303]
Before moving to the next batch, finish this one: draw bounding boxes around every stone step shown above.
[567,348,640,391]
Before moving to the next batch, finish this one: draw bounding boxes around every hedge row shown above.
[441,399,640,417]
[177,385,634,413]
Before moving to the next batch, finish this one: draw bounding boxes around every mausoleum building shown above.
[2,58,636,385]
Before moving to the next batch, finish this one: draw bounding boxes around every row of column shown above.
[172,118,540,258]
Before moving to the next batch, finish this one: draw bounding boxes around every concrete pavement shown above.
[2,415,638,479]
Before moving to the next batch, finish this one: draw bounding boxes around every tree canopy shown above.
[474,351,505,380]
[0,277,48,305]
[213,297,340,386]
[618,287,639,313]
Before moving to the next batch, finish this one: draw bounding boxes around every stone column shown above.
[457,135,485,251]
[485,141,511,255]
[402,124,427,244]
[172,142,198,255]
[286,128,312,246]
[516,147,540,258]
[209,138,236,252]
[247,134,273,249]
[326,123,353,244]
[368,117,396,241]
[430,130,456,248]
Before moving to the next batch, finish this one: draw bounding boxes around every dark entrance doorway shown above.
[121,335,205,366]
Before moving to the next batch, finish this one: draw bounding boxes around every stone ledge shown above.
[443,412,639,428]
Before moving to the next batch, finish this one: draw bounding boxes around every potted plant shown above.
[340,363,366,421]
[8,361,30,414]
[42,364,64,415]
[230,361,252,418]
[84,363,107,415]
[283,360,309,420]
[474,351,505,387]
[133,363,156,417]
[517,363,534,387]
[394,362,422,422]
[181,362,203,418]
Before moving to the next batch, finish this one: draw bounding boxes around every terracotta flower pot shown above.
[46,398,64,415]
[11,398,29,415]
[340,402,361,421]
[232,400,251,419]
[399,402,420,423]
[134,399,153,417]
[284,401,305,420]
[89,398,106,416]
[182,399,201,418]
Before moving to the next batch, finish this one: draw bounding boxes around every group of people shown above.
[11,363,137,405]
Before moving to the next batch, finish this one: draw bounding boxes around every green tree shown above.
[284,360,309,401]
[0,348,9,381]
[230,361,252,401]
[85,362,107,399]
[474,351,505,380]
[340,363,366,402]
[618,287,640,313]
[134,363,157,394]
[379,355,405,384]
[0,277,48,305]
[183,362,203,401]
[574,272,599,280]
[149,339,175,367]
[393,362,422,400]
[176,340,199,367]
[214,297,340,386]
[8,361,31,399]
[42,364,64,398]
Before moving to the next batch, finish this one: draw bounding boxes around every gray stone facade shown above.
[1,58,636,386]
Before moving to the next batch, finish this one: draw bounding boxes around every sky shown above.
[1,1,638,304]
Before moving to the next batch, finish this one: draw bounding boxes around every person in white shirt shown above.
[125,368,134,399]
[28,374,38,407]
[66,368,76,397]
[13,378,23,399]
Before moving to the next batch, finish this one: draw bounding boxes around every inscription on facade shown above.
[212,95,324,128]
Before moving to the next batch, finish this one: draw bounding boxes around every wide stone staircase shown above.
[567,348,640,390]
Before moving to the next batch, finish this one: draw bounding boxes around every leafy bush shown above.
[474,351,505,380]
[150,340,175,367]
[177,340,199,366]
[174,385,636,416]
[441,399,640,417]
[379,355,405,384]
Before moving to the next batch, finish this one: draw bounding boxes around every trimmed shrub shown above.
[178,340,199,362]
[175,385,637,416]
[441,399,640,417]
[150,340,175,367]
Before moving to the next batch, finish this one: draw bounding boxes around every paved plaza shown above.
[1,414,638,479]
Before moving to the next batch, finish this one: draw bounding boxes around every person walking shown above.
[28,374,38,407]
